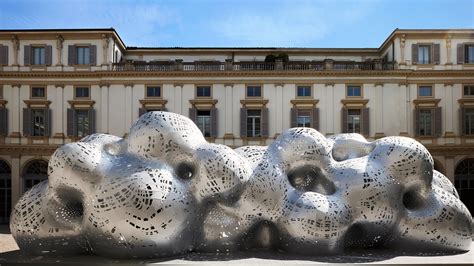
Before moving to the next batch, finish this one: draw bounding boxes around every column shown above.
[10,156,21,207]
[274,83,284,135]
[174,84,183,115]
[100,83,109,133]
[325,83,334,134]
[54,84,64,143]
[10,84,21,143]
[398,83,409,135]
[224,83,234,135]
[444,84,454,135]
[375,83,385,138]
[124,84,133,130]
[445,157,455,183]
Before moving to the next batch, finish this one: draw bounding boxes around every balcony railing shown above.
[112,60,395,72]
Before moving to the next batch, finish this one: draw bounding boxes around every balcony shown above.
[111,60,395,72]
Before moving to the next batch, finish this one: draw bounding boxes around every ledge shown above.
[458,98,474,107]
[0,99,7,107]
[413,98,441,106]
[340,99,369,107]
[290,99,319,107]
[240,99,269,107]
[67,100,96,107]
[23,100,51,107]
[189,99,218,107]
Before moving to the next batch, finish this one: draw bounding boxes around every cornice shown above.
[290,99,319,107]
[23,100,52,107]
[67,100,96,107]
[413,98,441,106]
[0,144,59,156]
[189,99,218,106]
[240,99,269,107]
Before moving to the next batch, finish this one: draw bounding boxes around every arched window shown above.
[455,158,474,213]
[0,160,11,224]
[23,160,48,193]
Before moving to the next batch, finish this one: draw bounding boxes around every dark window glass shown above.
[31,87,45,98]
[146,86,161,97]
[466,45,474,64]
[76,46,90,65]
[297,110,311,127]
[347,109,361,133]
[32,47,45,65]
[196,86,211,97]
[75,87,89,98]
[0,160,11,224]
[76,110,90,137]
[419,109,432,136]
[32,109,46,136]
[297,86,311,97]
[247,86,262,97]
[418,45,431,64]
[419,86,433,97]
[23,160,48,193]
[247,109,261,137]
[196,110,211,137]
[463,85,474,96]
[347,86,361,97]
[464,109,474,135]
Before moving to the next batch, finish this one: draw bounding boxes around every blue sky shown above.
[0,0,473,48]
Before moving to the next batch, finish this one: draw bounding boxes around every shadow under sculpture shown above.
[10,111,472,258]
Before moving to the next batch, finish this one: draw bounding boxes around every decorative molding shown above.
[55,84,65,88]
[374,83,384,87]
[444,131,456,138]
[290,99,319,107]
[413,98,441,107]
[458,98,474,107]
[0,144,58,156]
[240,99,269,107]
[189,99,218,108]
[374,132,386,139]
[67,100,96,107]
[274,83,285,87]
[340,99,369,107]
[224,83,234,87]
[223,133,235,140]
[53,133,65,139]
[139,99,168,109]
[23,100,52,107]
[9,132,21,138]
[99,83,110,88]
[174,83,184,87]
[0,99,8,107]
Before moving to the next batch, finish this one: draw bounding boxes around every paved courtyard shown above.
[0,226,472,265]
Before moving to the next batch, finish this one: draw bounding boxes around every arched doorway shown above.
[23,160,48,193]
[455,158,474,213]
[0,160,11,224]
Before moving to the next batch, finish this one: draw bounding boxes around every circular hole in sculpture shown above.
[402,189,426,210]
[287,165,335,195]
[55,188,84,223]
[176,162,195,180]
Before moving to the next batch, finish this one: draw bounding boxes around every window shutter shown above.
[210,107,218,138]
[89,45,97,65]
[341,108,348,133]
[460,107,466,136]
[24,45,31,66]
[457,44,465,64]
[433,43,440,64]
[414,108,420,136]
[88,108,96,134]
[240,107,247,137]
[434,107,442,137]
[0,45,8,65]
[138,108,146,117]
[412,44,419,64]
[68,45,76,65]
[290,108,298,128]
[44,108,51,137]
[67,108,75,136]
[188,107,197,123]
[22,108,31,136]
[261,107,269,137]
[362,108,370,136]
[0,108,7,136]
[45,45,52,66]
[312,108,320,131]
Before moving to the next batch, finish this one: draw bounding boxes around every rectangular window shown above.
[347,109,361,133]
[146,86,161,98]
[76,110,90,137]
[418,45,431,64]
[464,109,474,135]
[32,47,45,65]
[196,86,211,97]
[347,85,361,97]
[297,86,311,97]
[247,86,262,97]
[31,87,45,98]
[464,85,474,96]
[297,110,311,127]
[75,87,90,98]
[418,86,433,97]
[466,45,474,64]
[419,109,432,136]
[32,109,46,136]
[247,109,261,137]
[196,110,211,137]
[76,46,90,65]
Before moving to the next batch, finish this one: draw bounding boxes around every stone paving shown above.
[0,226,472,265]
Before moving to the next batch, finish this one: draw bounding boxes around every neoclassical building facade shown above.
[0,28,473,223]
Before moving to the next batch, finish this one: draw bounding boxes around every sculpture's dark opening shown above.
[288,165,335,195]
[402,189,425,210]
[176,162,195,180]
[56,188,84,223]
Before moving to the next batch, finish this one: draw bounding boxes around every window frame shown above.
[463,85,474,97]
[31,108,47,137]
[296,85,312,98]
[296,109,312,127]
[417,108,433,136]
[74,86,90,99]
[418,44,432,65]
[195,85,212,98]
[246,109,262,137]
[31,45,46,66]
[74,108,91,138]
[465,44,474,64]
[463,108,474,136]
[145,85,162,98]
[418,85,434,98]
[75,45,91,65]
[346,84,363,98]
[347,108,362,133]
[196,110,212,137]
[246,85,263,98]
[30,86,47,99]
